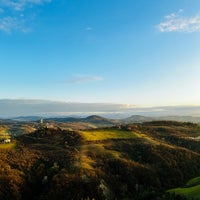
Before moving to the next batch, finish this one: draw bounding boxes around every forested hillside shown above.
[1,121,200,199]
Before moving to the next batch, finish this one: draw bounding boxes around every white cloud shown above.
[68,75,103,84]
[0,0,51,33]
[0,0,51,11]
[157,10,200,33]
[0,16,29,33]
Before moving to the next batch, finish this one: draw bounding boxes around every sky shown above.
[0,0,200,106]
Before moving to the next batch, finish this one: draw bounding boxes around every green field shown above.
[79,129,137,141]
[168,177,200,199]
[168,185,200,199]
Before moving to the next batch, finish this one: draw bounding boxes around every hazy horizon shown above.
[1,97,200,107]
[1,99,200,118]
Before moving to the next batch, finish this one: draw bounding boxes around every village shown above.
[0,127,11,144]
[0,130,11,144]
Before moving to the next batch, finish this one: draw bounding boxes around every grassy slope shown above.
[168,185,200,199]
[168,176,200,199]
[79,129,138,141]
[75,129,135,172]
[0,141,16,149]
[186,176,200,186]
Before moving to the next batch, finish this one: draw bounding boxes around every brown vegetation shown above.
[0,122,200,199]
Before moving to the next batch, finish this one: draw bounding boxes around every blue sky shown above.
[0,0,200,106]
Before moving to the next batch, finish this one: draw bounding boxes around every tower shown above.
[40,118,44,124]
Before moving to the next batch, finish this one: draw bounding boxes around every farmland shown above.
[79,128,138,141]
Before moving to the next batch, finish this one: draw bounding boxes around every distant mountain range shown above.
[9,115,200,124]
[0,99,132,118]
[122,115,200,123]
[1,99,200,121]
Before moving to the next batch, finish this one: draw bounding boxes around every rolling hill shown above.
[6,114,200,125]
[1,121,200,199]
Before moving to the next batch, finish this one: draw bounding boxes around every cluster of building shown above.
[0,131,11,144]
[0,138,11,144]
[39,118,55,129]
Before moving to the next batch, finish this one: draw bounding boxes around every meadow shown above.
[0,141,16,149]
[168,176,200,199]
[79,128,138,141]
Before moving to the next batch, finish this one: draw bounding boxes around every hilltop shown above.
[4,114,200,135]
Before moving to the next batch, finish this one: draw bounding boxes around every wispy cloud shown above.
[67,75,103,84]
[85,27,93,31]
[157,9,200,33]
[0,0,51,33]
[0,0,51,11]
[0,16,30,33]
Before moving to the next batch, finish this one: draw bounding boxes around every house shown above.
[4,139,11,143]
[0,138,11,144]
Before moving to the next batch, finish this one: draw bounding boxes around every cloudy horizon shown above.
[1,99,200,119]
